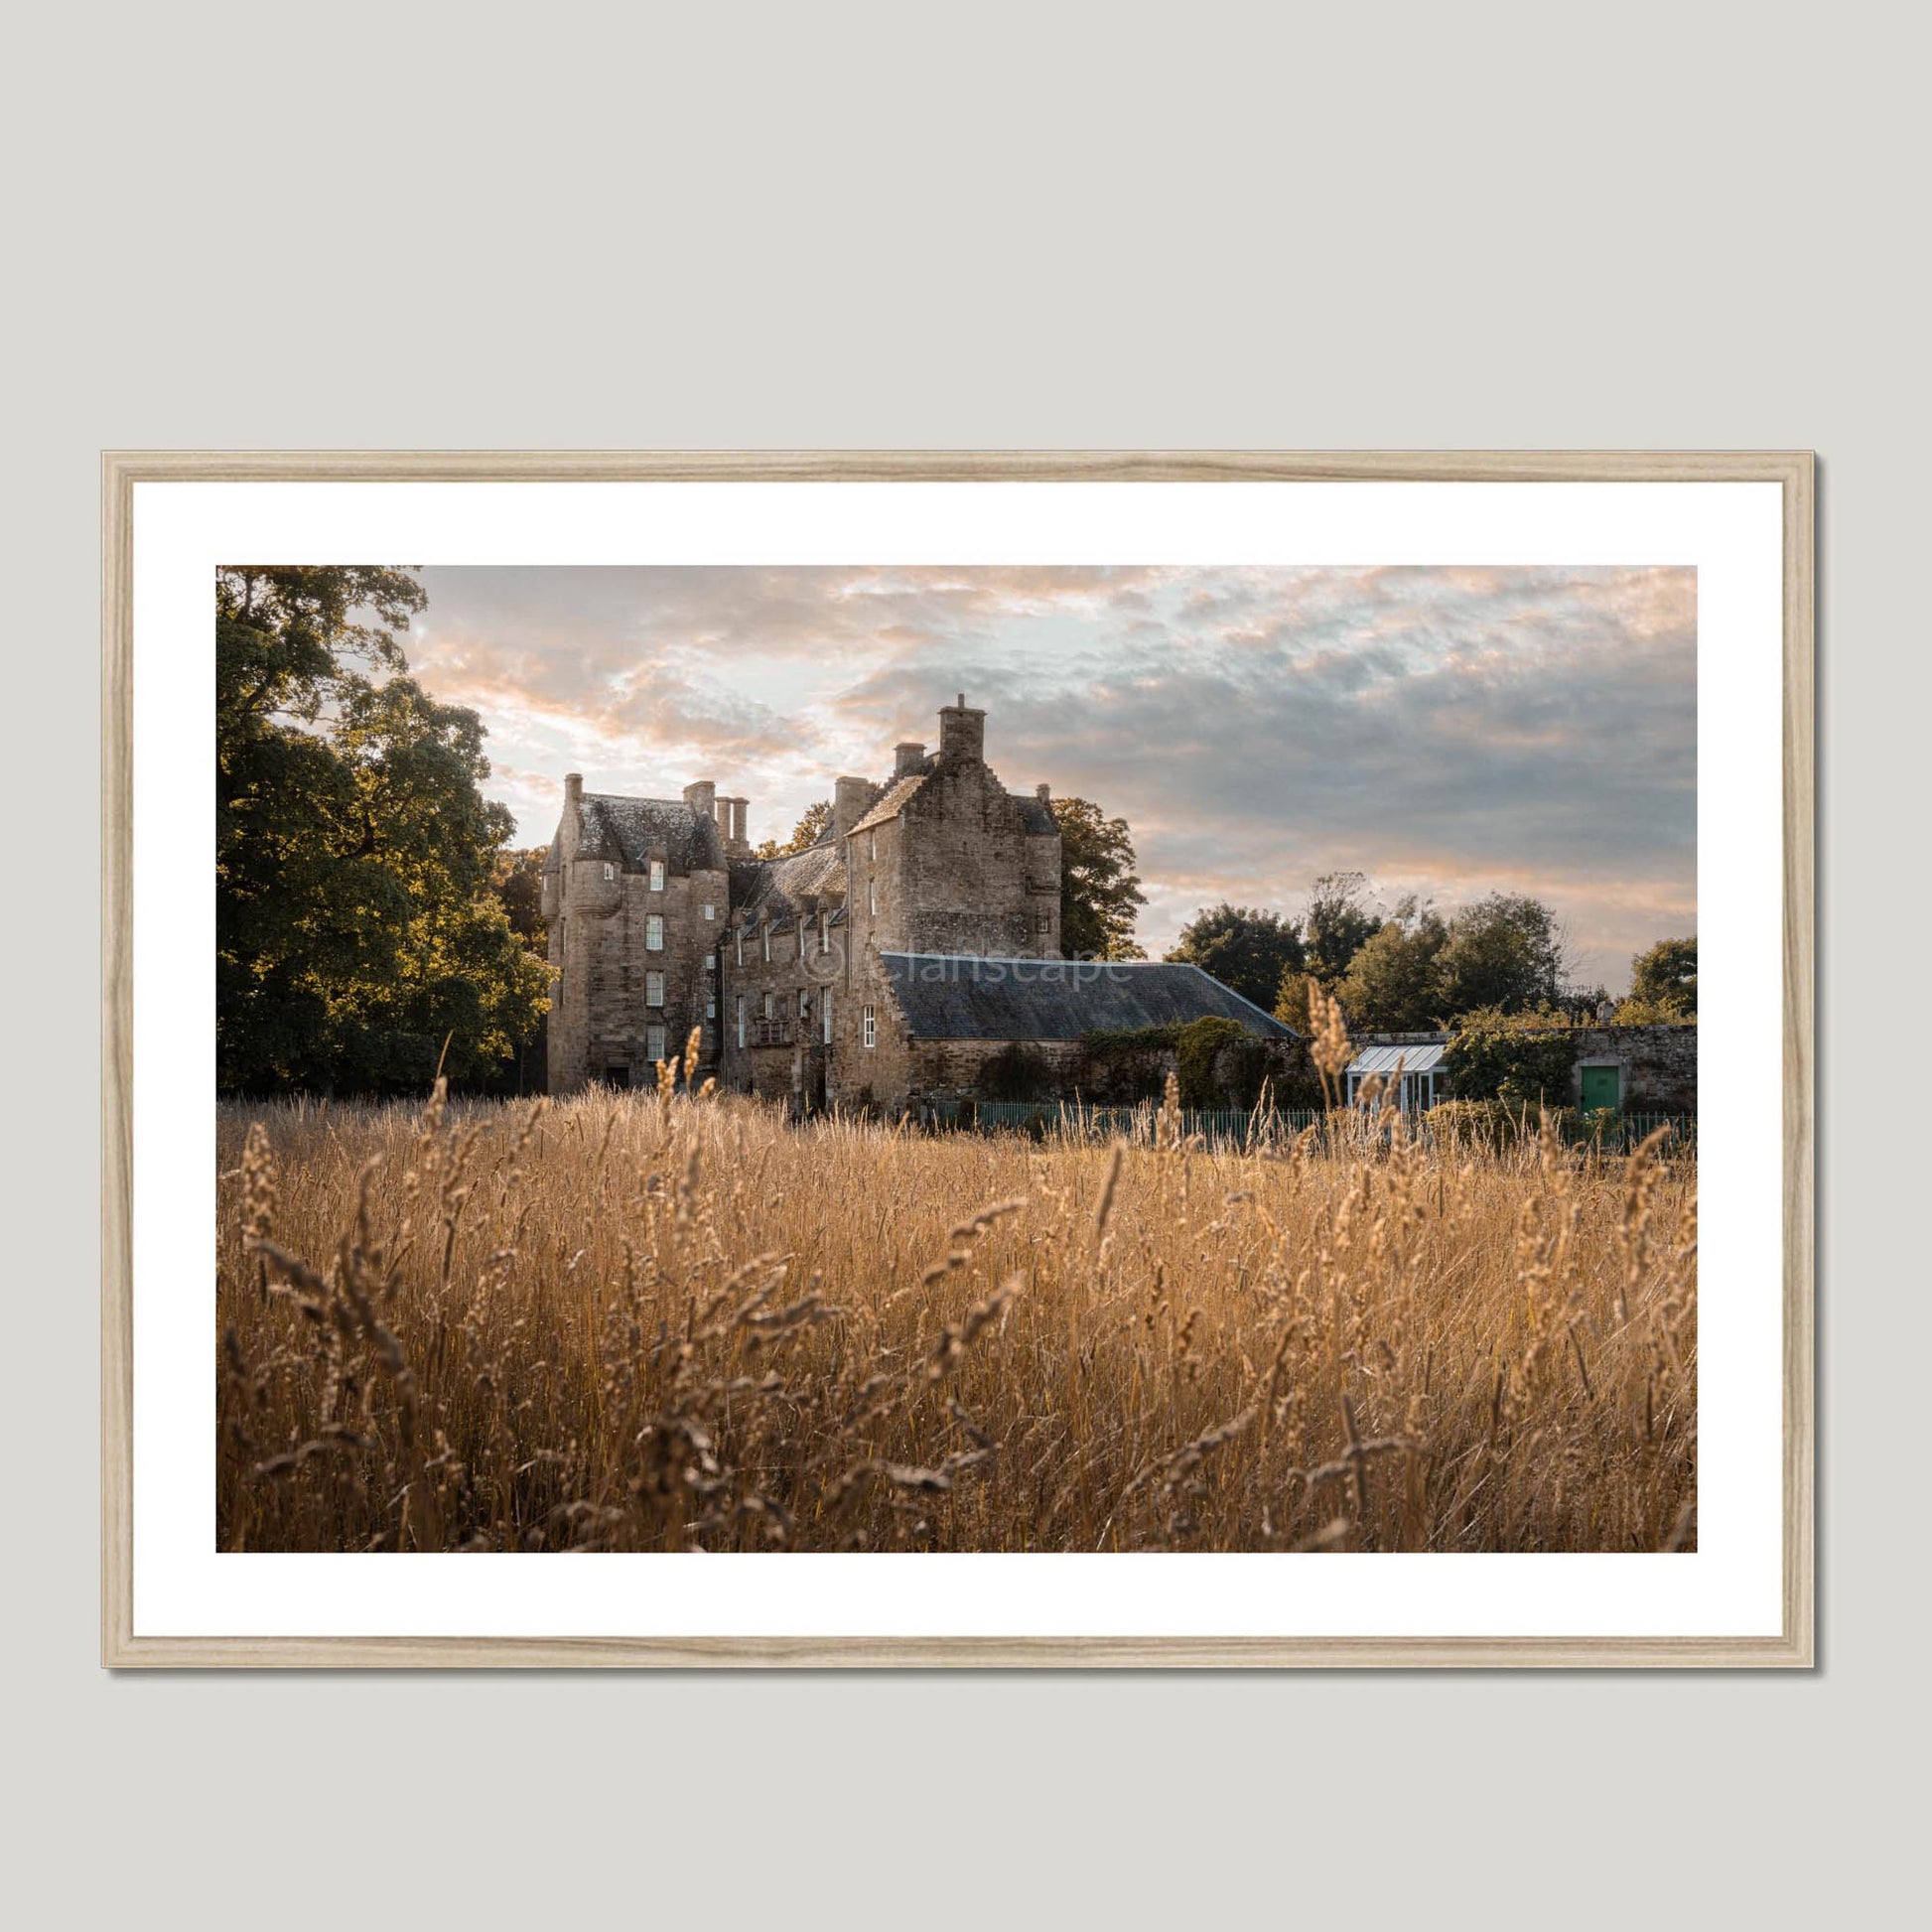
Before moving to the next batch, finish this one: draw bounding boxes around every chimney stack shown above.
[1035,781,1050,804]
[895,740,926,778]
[683,778,717,822]
[833,774,875,841]
[936,694,986,769]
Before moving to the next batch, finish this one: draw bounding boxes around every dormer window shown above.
[762,923,771,963]
[819,911,829,952]
[649,859,665,893]
[601,862,616,883]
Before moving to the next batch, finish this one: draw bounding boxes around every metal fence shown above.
[951,1098,1695,1158]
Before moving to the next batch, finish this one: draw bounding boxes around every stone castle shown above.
[541,696,1293,1111]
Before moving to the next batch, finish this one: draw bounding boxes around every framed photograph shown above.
[102,451,1813,1667]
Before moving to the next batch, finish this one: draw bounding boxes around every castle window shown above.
[706,991,716,1020]
[735,929,744,967]
[868,829,877,861]
[736,995,746,1047]
[602,862,616,883]
[798,989,809,1020]
[703,902,716,921]
[869,885,878,917]
[705,952,716,973]
[863,1004,876,1049]
[649,859,665,893]
[645,915,664,951]
[646,1024,666,1065]
[822,990,832,1046]
[645,971,665,1008]
[762,992,774,1022]
[819,911,829,952]
[762,924,771,963]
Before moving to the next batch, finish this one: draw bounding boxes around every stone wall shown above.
[1568,1024,1698,1114]
[717,912,832,1102]
[907,1035,1087,1104]
[546,796,728,1091]
[1354,1025,1699,1115]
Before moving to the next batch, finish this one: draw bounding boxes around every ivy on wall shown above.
[1443,1008,1581,1105]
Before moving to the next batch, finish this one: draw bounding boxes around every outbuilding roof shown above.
[1346,1041,1448,1075]
[878,954,1298,1042]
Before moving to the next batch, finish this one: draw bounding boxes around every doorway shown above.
[1580,1064,1621,1115]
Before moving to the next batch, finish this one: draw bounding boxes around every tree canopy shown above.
[1433,892,1574,1018]
[1628,935,1697,1017]
[1336,898,1449,1032]
[1304,871,1380,984]
[1052,796,1147,959]
[217,566,550,1093]
[489,847,550,953]
[1166,902,1303,1011]
[755,799,833,859]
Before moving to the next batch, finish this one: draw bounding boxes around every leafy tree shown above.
[1274,968,1316,1034]
[755,799,833,859]
[1052,796,1147,959]
[217,566,550,1093]
[489,847,550,952]
[1434,892,1572,1018]
[1628,936,1697,1017]
[1304,871,1380,983]
[1167,902,1303,1010]
[1337,899,1449,1032]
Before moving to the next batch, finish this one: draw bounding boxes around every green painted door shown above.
[1580,1064,1621,1115]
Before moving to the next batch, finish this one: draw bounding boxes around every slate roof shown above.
[569,794,729,874]
[1019,793,1057,836]
[731,837,848,928]
[878,954,1298,1042]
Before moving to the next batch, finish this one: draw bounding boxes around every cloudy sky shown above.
[404,565,1696,992]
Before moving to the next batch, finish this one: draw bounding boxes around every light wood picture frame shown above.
[101,450,1814,1668]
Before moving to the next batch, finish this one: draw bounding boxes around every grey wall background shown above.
[7,2,1923,1924]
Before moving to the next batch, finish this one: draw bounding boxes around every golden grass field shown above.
[216,1050,1697,1556]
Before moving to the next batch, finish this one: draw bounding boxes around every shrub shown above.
[978,1039,1052,1102]
[1427,1097,1558,1149]
[1174,1016,1249,1107]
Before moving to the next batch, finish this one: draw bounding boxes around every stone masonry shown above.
[543,698,1062,1104]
